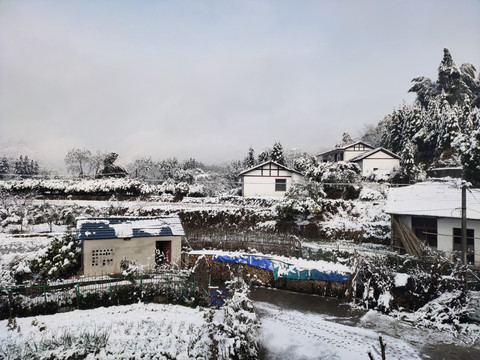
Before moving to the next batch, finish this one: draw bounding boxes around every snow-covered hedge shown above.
[0,178,210,197]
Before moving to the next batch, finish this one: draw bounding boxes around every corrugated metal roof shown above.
[76,216,184,240]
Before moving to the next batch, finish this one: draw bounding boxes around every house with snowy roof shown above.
[385,182,480,266]
[316,141,400,176]
[76,216,184,277]
[239,161,304,197]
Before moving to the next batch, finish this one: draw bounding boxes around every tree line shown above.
[0,155,39,179]
[361,48,480,186]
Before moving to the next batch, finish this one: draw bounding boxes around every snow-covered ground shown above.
[0,303,213,359]
[2,295,477,360]
[256,301,420,360]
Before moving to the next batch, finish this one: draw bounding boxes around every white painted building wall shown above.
[83,235,182,277]
[241,162,304,197]
[343,149,369,162]
[396,215,480,266]
[437,218,480,266]
[357,157,400,175]
[243,171,303,197]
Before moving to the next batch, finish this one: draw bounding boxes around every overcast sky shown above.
[1,0,479,169]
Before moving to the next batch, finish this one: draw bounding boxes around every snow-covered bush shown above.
[0,326,111,359]
[276,181,324,220]
[400,290,472,332]
[305,161,361,184]
[174,182,190,198]
[356,255,396,313]
[207,272,260,359]
[30,233,82,281]
[405,248,467,310]
[366,169,392,182]
[358,187,384,201]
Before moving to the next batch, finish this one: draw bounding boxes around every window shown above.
[453,228,475,265]
[91,249,114,267]
[275,179,287,192]
[412,217,437,247]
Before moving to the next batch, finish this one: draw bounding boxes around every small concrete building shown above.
[317,141,400,176]
[77,216,184,277]
[239,161,304,197]
[385,182,480,266]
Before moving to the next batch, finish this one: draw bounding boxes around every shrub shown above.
[30,233,82,281]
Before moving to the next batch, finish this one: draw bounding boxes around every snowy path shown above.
[256,301,420,360]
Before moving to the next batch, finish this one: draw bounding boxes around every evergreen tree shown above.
[336,132,354,148]
[409,76,438,107]
[400,140,420,184]
[371,48,479,177]
[271,141,286,165]
[453,108,480,186]
[243,147,256,169]
[0,156,9,179]
[437,48,465,106]
[257,150,270,164]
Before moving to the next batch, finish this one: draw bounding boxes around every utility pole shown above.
[461,184,467,265]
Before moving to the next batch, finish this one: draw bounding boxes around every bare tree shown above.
[65,148,92,177]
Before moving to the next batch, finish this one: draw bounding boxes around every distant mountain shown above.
[0,138,39,160]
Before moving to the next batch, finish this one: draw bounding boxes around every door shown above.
[155,241,171,266]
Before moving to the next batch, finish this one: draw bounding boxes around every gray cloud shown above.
[1,0,479,169]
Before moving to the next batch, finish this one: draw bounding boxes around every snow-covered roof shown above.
[76,215,184,240]
[385,182,480,220]
[316,141,374,156]
[349,147,400,162]
[238,160,303,176]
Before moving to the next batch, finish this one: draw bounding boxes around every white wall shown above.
[83,235,182,277]
[242,163,303,197]
[359,158,400,175]
[344,150,369,162]
[438,218,480,267]
[243,175,298,197]
[397,215,480,266]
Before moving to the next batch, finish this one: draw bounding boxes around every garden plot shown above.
[0,303,214,359]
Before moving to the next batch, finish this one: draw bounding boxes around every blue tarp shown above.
[272,262,350,282]
[212,254,273,271]
[211,254,350,283]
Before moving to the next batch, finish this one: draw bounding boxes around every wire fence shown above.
[0,272,210,320]
[185,231,301,257]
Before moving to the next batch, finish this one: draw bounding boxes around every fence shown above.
[0,272,210,320]
[185,231,300,257]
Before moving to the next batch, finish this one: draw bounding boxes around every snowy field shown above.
[0,303,213,359]
[2,297,478,360]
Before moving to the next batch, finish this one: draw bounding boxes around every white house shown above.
[76,216,184,277]
[239,161,304,197]
[317,141,374,163]
[316,141,400,176]
[349,148,400,175]
[385,182,480,266]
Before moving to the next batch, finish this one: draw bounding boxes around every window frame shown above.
[412,217,438,247]
[275,178,287,192]
[453,228,475,265]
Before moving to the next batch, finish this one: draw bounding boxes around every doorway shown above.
[155,241,171,266]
